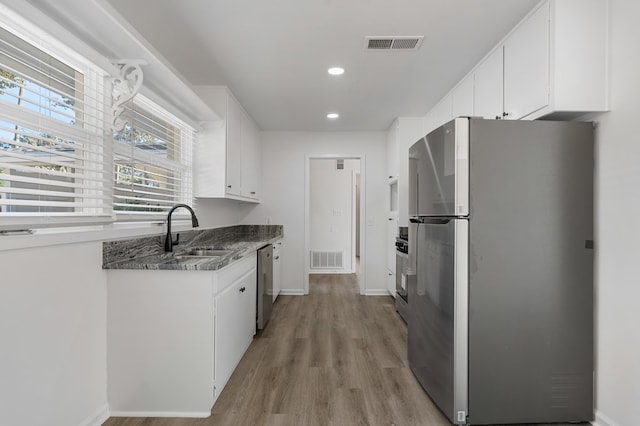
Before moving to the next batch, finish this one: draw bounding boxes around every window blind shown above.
[113,95,194,221]
[0,25,112,229]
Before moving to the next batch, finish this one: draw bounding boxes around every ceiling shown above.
[103,0,538,131]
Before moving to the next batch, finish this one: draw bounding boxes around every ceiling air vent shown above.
[365,36,424,51]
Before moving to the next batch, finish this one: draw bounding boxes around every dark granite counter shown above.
[102,225,283,271]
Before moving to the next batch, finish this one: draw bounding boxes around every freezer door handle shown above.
[410,217,454,225]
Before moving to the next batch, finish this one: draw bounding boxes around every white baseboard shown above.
[279,289,305,295]
[108,410,210,418]
[364,289,392,296]
[593,410,618,426]
[309,269,352,274]
[79,403,109,426]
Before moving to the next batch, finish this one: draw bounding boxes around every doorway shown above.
[304,156,366,295]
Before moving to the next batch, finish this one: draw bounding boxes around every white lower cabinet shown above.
[272,239,283,301]
[214,266,256,399]
[106,253,257,417]
[386,216,398,297]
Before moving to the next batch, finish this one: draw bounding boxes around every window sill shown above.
[0,221,196,252]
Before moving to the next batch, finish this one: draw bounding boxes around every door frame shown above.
[304,155,366,295]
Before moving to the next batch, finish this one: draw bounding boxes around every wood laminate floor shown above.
[104,273,449,426]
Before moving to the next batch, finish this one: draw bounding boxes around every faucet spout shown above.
[165,204,199,252]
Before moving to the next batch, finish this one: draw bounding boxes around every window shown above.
[112,95,194,221]
[0,16,197,232]
[0,25,111,229]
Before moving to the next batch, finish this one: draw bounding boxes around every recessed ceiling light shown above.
[328,67,345,76]
[327,113,339,119]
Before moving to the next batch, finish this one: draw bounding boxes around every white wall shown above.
[309,159,360,273]
[589,1,640,425]
[0,242,108,426]
[242,131,387,295]
[0,198,248,426]
[194,198,257,229]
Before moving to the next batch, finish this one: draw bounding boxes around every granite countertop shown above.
[102,225,283,271]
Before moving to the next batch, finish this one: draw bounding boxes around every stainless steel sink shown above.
[174,248,234,259]
[186,248,233,257]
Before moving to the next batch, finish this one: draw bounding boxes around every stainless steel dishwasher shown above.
[256,244,273,330]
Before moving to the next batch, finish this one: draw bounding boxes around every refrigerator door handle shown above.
[407,222,418,276]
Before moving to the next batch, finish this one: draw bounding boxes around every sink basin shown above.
[175,248,234,259]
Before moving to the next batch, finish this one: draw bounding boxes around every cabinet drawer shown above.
[214,253,257,294]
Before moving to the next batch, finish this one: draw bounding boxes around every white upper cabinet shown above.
[386,120,399,180]
[474,47,504,120]
[424,0,608,126]
[503,2,549,120]
[194,86,261,202]
[225,93,243,196]
[240,113,261,199]
[451,75,474,119]
[428,94,453,133]
[396,117,425,227]
[548,0,608,114]
[503,0,608,120]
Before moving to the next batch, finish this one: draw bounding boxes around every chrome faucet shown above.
[164,204,199,252]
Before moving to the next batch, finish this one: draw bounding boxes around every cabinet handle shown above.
[239,286,246,293]
[250,191,256,195]
[227,185,232,188]
[275,256,279,260]
[388,272,393,276]
[388,175,393,179]
[388,218,393,221]
[502,112,510,118]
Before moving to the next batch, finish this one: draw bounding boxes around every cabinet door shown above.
[240,113,261,200]
[272,242,282,302]
[387,268,396,297]
[430,94,453,129]
[503,3,549,120]
[241,268,257,339]
[386,217,397,274]
[386,216,397,296]
[386,121,399,179]
[422,112,436,136]
[225,95,242,196]
[451,75,474,118]
[474,47,504,119]
[214,269,255,395]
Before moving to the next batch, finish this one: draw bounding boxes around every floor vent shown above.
[364,36,424,51]
[310,250,344,269]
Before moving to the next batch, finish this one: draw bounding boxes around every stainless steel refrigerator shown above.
[407,118,594,425]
